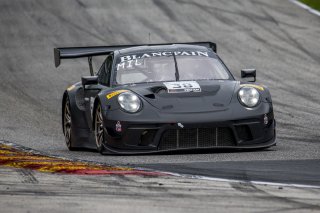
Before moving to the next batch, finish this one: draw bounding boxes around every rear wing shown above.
[54,42,216,75]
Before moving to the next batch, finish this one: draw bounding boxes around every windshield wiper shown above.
[172,53,180,81]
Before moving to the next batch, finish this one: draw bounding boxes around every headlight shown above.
[238,87,260,107]
[117,92,141,113]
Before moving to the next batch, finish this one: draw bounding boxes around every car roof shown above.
[117,44,214,55]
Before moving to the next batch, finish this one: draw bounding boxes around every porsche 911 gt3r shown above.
[54,42,276,154]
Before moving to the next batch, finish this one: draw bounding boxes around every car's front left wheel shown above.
[94,103,105,153]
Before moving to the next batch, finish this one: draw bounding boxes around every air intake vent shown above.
[150,86,167,94]
[159,127,236,150]
[144,94,155,99]
[235,125,252,142]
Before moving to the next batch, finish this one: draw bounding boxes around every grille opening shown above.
[106,127,118,137]
[140,130,157,146]
[160,130,177,150]
[235,125,252,142]
[159,127,236,151]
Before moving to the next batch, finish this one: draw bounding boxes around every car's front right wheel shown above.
[63,96,76,151]
[94,103,105,153]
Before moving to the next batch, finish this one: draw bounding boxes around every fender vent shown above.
[150,86,167,94]
[144,94,156,99]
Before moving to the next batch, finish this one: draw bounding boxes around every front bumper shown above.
[101,112,276,154]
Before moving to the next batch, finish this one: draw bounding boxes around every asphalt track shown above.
[0,0,320,186]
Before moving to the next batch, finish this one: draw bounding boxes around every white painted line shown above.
[135,168,320,189]
[190,174,320,189]
[290,0,320,17]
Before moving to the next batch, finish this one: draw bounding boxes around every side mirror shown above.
[82,76,98,87]
[241,69,256,82]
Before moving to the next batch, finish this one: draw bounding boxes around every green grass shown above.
[300,0,320,11]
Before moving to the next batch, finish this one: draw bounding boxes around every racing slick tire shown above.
[63,96,77,151]
[94,102,106,154]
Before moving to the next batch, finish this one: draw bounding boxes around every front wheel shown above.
[94,103,105,153]
[63,97,76,151]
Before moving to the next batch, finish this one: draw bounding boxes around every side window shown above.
[98,56,113,86]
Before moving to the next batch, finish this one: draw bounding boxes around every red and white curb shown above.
[2,140,320,189]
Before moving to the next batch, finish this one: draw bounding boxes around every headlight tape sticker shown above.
[106,90,128,99]
[240,84,264,91]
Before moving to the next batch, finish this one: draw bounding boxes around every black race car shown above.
[54,42,276,154]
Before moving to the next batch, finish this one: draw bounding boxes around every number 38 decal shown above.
[163,81,201,93]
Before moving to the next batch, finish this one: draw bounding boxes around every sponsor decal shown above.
[116,121,122,132]
[67,85,76,91]
[106,90,128,99]
[240,84,264,91]
[117,51,210,71]
[0,142,165,176]
[117,58,144,71]
[120,51,209,62]
[163,81,201,93]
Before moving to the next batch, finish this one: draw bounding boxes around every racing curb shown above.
[0,140,167,176]
[2,140,320,189]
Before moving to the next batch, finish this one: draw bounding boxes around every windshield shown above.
[115,51,231,85]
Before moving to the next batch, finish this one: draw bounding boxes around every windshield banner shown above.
[163,81,201,93]
[120,51,209,62]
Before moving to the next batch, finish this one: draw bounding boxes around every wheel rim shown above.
[95,105,104,148]
[64,99,72,147]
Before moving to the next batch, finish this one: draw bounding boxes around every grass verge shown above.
[300,0,320,11]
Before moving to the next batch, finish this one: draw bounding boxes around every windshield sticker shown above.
[120,51,209,62]
[117,58,145,71]
[163,81,201,93]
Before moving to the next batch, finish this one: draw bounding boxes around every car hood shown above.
[127,80,237,113]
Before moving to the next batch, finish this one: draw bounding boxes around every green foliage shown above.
[300,0,320,11]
